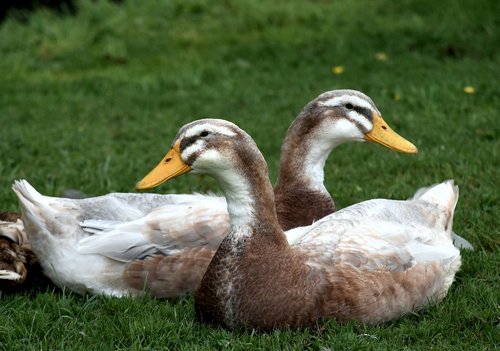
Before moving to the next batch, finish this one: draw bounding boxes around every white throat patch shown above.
[218,170,255,233]
[188,146,256,235]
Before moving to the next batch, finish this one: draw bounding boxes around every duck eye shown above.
[345,103,354,109]
[200,131,209,137]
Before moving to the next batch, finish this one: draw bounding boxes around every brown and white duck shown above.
[0,212,36,289]
[274,90,414,229]
[137,118,461,329]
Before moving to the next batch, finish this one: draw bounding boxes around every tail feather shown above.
[452,232,474,250]
[11,180,60,241]
[12,180,44,226]
[12,180,46,206]
[412,180,470,248]
[412,180,459,210]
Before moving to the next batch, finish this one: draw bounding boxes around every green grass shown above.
[0,0,498,349]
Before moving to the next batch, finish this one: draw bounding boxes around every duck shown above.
[13,90,420,297]
[136,118,462,329]
[0,212,37,289]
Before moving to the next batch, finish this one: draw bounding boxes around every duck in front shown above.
[136,118,461,329]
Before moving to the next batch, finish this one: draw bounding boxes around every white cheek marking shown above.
[347,111,372,131]
[191,148,221,169]
[181,140,205,160]
[320,95,374,111]
[331,118,366,140]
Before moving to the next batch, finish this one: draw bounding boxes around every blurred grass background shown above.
[0,0,498,349]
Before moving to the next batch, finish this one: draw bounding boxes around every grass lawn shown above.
[0,0,498,349]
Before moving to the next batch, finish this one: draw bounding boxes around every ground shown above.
[0,0,498,349]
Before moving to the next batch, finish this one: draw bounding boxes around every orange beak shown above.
[136,141,192,190]
[364,113,418,153]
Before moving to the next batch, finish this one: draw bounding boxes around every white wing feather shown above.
[78,197,229,261]
[12,179,461,298]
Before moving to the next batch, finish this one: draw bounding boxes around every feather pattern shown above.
[154,119,462,329]
[0,219,38,288]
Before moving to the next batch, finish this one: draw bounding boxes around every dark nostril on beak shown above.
[382,126,387,130]
[165,157,172,163]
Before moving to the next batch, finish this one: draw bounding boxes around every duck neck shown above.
[274,117,340,229]
[276,112,340,196]
[299,139,336,192]
[215,158,285,243]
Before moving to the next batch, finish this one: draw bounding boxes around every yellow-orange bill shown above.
[364,113,418,154]
[136,141,192,191]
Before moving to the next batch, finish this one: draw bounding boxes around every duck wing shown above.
[78,196,229,262]
[292,180,460,271]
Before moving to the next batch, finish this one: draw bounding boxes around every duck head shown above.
[136,119,267,190]
[275,89,417,201]
[284,89,418,157]
[136,119,274,227]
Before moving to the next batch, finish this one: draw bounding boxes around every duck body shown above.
[13,182,227,296]
[142,118,461,329]
[197,192,461,329]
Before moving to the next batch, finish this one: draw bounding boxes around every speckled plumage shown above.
[159,119,461,329]
[0,216,39,289]
[0,211,21,222]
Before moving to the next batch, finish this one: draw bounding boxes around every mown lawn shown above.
[0,0,498,349]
